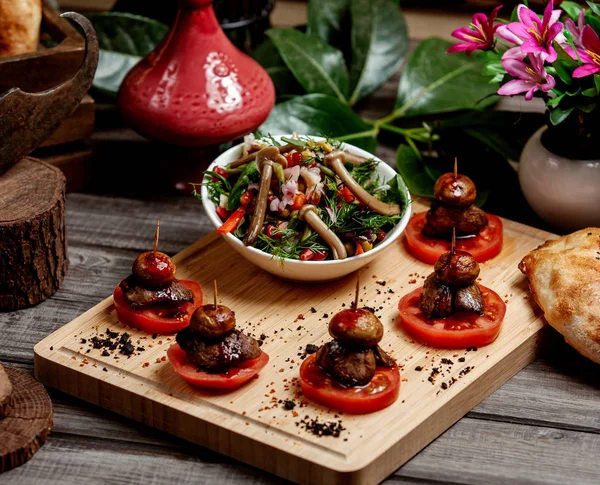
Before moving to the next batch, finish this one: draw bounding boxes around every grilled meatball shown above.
[434,250,480,286]
[329,308,383,347]
[189,304,236,339]
[119,276,193,310]
[176,328,261,373]
[423,203,488,238]
[454,283,485,315]
[434,172,477,208]
[419,273,452,319]
[315,340,376,387]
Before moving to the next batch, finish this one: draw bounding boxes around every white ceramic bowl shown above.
[201,136,411,282]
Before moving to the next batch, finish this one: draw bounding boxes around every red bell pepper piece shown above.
[217,207,246,234]
[338,187,356,203]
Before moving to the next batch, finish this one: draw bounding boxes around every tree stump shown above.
[0,157,68,311]
[0,364,53,473]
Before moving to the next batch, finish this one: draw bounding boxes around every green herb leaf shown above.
[383,174,410,212]
[347,0,408,105]
[395,144,435,197]
[547,93,565,107]
[549,107,574,125]
[266,28,349,103]
[87,13,168,96]
[595,74,600,93]
[560,1,583,19]
[585,10,600,32]
[259,94,377,152]
[307,0,350,46]
[226,161,259,211]
[393,38,498,119]
[586,1,600,17]
[251,38,303,97]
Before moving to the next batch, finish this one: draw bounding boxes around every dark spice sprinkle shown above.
[80,338,87,344]
[102,350,110,357]
[102,367,108,372]
[415,366,423,371]
[152,333,158,339]
[322,313,329,318]
[441,382,448,390]
[441,358,454,365]
[106,328,119,339]
[284,400,296,410]
[297,416,345,438]
[466,346,478,352]
[362,306,376,314]
[305,344,319,355]
[120,333,130,344]
[458,357,465,362]
[136,347,145,352]
[121,342,135,356]
[310,307,317,313]
[376,280,386,286]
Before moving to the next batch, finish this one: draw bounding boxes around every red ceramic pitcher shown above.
[118,0,275,146]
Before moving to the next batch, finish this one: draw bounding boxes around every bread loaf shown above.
[0,0,42,57]
[519,228,600,363]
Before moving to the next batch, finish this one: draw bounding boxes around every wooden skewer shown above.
[213,280,218,308]
[354,272,360,311]
[451,227,456,254]
[453,157,458,179]
[153,220,160,252]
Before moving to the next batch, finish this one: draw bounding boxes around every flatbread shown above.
[0,363,13,419]
[519,228,600,363]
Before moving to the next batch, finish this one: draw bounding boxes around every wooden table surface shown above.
[2,61,600,485]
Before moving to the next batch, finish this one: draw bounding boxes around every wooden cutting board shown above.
[34,202,553,485]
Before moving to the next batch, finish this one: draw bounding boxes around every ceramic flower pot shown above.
[519,126,600,232]
[118,0,275,146]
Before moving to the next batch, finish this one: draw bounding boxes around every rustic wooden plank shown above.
[2,414,600,485]
[66,193,213,254]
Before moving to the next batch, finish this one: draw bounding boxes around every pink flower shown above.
[447,5,502,55]
[497,0,563,62]
[572,25,600,78]
[497,53,556,100]
[565,9,586,48]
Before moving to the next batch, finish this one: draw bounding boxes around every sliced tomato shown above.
[113,280,203,334]
[299,354,400,414]
[398,284,506,349]
[404,211,503,265]
[167,343,269,389]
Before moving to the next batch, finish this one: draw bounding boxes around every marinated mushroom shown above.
[324,150,402,216]
[433,172,477,208]
[298,204,347,260]
[189,304,236,340]
[434,250,480,286]
[329,308,383,347]
[244,146,288,246]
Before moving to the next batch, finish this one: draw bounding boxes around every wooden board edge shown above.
[352,326,546,484]
[34,350,357,484]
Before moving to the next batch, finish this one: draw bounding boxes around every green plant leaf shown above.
[347,0,408,105]
[576,102,597,113]
[549,107,574,125]
[585,10,600,31]
[587,1,600,16]
[595,74,600,92]
[547,93,565,107]
[396,144,435,197]
[266,28,349,103]
[87,13,168,96]
[392,38,498,119]
[582,87,598,97]
[560,1,583,19]
[307,0,349,46]
[259,94,377,151]
[251,38,304,97]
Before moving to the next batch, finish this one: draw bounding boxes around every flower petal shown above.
[502,46,526,59]
[446,43,470,54]
[521,40,545,55]
[506,22,530,41]
[546,22,564,42]
[517,4,541,29]
[541,74,556,92]
[452,27,483,42]
[545,46,558,63]
[524,86,537,101]
[497,24,524,44]
[498,79,534,96]
[472,13,488,29]
[489,5,502,25]
[501,57,531,79]
[549,9,562,25]
[582,25,600,53]
[573,64,600,78]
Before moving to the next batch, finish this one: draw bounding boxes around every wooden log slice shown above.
[0,363,12,419]
[0,366,53,473]
[0,157,68,311]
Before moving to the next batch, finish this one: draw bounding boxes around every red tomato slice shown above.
[113,280,203,334]
[299,354,400,414]
[404,211,503,265]
[398,284,506,349]
[167,343,269,389]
